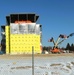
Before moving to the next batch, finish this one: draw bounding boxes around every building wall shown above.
[5,26,41,54]
[10,34,41,54]
[5,26,9,54]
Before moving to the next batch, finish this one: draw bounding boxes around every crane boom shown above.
[48,33,74,47]
[57,33,74,45]
[48,33,74,53]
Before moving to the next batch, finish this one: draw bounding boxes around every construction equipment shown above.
[48,33,74,53]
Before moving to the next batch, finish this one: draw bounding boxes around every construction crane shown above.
[48,33,74,53]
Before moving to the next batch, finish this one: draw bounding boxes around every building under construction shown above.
[1,13,42,54]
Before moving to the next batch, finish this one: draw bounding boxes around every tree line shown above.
[65,43,74,52]
[43,43,74,52]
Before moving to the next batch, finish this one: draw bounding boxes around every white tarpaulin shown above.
[35,24,40,34]
[27,23,36,34]
[19,23,28,34]
[10,23,40,34]
[10,23,19,34]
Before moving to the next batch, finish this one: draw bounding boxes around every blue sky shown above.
[0,0,74,47]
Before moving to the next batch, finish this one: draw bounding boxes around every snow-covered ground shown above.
[0,56,74,75]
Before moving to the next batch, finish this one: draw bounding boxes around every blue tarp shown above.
[0,51,4,55]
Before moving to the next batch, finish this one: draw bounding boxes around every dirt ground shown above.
[0,53,74,59]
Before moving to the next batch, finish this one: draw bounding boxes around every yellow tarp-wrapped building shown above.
[1,13,42,54]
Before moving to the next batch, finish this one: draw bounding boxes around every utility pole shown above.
[32,46,34,75]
